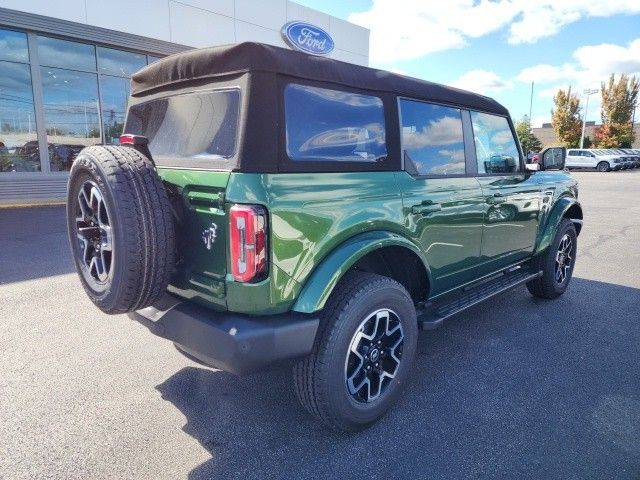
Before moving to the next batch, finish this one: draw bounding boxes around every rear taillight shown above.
[229,204,268,283]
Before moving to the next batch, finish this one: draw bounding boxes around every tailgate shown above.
[158,169,231,309]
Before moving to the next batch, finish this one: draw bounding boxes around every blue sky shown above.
[297,0,640,127]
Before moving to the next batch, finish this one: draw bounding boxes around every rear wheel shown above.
[597,161,610,172]
[67,145,175,314]
[293,272,418,432]
[527,219,577,299]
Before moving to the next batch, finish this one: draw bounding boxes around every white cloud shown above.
[573,39,640,78]
[516,65,578,84]
[516,38,640,96]
[438,149,465,162]
[509,1,640,45]
[404,116,463,149]
[348,0,640,64]
[450,70,512,95]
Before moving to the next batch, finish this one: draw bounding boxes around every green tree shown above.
[551,87,582,148]
[594,74,639,148]
[515,115,542,153]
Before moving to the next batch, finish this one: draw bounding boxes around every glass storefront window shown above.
[98,47,146,76]
[0,60,39,172]
[0,29,29,63]
[37,36,96,71]
[41,67,100,171]
[100,76,130,144]
[0,29,163,175]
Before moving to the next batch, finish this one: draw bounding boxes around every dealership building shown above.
[0,0,369,205]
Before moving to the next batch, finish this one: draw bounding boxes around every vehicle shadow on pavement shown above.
[0,206,75,283]
[156,277,640,480]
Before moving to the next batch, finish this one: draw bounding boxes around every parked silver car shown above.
[565,149,625,172]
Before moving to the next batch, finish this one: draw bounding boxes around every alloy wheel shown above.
[554,233,573,284]
[74,180,113,284]
[344,308,404,403]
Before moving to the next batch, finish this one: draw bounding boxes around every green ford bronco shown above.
[67,42,583,431]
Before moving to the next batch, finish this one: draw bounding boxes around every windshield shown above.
[124,89,240,167]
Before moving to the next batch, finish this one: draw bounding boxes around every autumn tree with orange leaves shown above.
[594,74,639,148]
[551,87,582,148]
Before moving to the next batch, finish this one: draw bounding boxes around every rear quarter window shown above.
[124,88,240,167]
[284,84,387,163]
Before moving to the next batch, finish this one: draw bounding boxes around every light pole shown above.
[580,88,598,149]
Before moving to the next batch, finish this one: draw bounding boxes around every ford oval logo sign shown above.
[281,22,334,56]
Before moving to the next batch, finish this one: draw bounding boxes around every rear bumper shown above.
[127,294,319,375]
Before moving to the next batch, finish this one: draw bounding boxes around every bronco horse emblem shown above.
[202,223,218,250]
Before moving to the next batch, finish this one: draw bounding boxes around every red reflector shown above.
[119,134,148,146]
[119,134,135,145]
[229,204,268,283]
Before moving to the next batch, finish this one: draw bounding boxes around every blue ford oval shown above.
[282,21,334,56]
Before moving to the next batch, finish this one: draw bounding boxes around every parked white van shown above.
[565,149,625,172]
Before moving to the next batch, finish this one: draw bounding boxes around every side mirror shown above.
[540,147,566,171]
[525,163,540,172]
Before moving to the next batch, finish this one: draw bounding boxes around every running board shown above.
[417,268,543,330]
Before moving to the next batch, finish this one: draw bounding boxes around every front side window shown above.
[471,111,520,174]
[125,89,240,165]
[285,84,387,163]
[399,99,465,175]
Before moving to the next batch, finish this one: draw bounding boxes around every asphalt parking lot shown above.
[1,170,639,480]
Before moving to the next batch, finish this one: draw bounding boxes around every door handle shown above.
[411,203,442,214]
[488,192,506,204]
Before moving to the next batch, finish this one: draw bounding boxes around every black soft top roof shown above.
[131,42,509,116]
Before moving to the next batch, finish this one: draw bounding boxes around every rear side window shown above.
[471,111,520,174]
[399,99,465,175]
[284,84,387,163]
[125,89,240,164]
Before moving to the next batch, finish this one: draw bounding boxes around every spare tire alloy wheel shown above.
[345,309,404,403]
[67,145,175,314]
[74,180,113,288]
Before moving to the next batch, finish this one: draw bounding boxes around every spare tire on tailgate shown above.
[66,145,175,314]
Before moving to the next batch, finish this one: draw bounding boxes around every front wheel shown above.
[597,161,610,172]
[293,272,418,432]
[527,219,577,299]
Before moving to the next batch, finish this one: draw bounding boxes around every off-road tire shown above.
[67,145,175,314]
[293,271,418,432]
[527,219,577,299]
